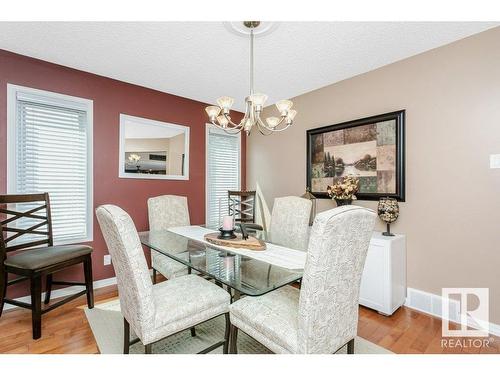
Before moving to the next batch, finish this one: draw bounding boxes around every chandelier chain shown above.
[250,29,254,95]
[205,21,296,135]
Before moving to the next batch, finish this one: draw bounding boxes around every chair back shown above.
[0,193,53,260]
[297,205,376,354]
[269,196,312,251]
[95,205,154,341]
[147,195,190,230]
[228,191,256,224]
[254,183,271,232]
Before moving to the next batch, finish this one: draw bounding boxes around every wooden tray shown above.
[204,232,266,251]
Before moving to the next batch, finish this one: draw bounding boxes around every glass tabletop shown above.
[139,229,303,297]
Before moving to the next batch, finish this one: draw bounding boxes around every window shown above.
[206,124,241,228]
[7,84,93,244]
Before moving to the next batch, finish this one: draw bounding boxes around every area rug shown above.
[84,299,392,354]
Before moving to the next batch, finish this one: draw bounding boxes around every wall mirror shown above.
[119,114,189,180]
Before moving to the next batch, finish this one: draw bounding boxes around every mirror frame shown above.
[118,114,190,180]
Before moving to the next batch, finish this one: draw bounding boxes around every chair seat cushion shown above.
[145,274,230,344]
[151,249,188,279]
[4,245,92,270]
[229,285,300,353]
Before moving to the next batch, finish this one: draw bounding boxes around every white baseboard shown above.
[405,287,461,322]
[404,287,500,337]
[3,276,117,311]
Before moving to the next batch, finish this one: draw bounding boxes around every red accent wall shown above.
[0,49,245,298]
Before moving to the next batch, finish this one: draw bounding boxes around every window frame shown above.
[7,84,94,245]
[205,123,241,227]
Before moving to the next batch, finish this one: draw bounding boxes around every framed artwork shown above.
[306,110,405,201]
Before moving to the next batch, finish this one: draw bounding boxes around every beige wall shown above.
[247,27,500,324]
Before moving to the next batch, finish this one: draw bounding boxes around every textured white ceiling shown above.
[0,22,497,111]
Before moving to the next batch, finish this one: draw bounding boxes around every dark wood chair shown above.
[0,193,94,339]
[228,190,256,224]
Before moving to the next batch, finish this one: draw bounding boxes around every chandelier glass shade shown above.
[205,21,296,135]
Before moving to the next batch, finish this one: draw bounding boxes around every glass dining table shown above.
[139,228,303,300]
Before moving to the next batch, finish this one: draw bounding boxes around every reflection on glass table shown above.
[139,230,302,297]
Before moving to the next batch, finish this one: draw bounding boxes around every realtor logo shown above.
[442,288,489,337]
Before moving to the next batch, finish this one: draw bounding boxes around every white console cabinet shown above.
[359,232,406,316]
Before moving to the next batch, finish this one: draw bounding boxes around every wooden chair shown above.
[0,193,94,339]
[228,191,256,224]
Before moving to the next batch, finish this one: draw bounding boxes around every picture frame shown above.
[306,110,405,201]
[118,114,190,180]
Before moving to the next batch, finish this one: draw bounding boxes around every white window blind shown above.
[8,85,93,244]
[206,125,241,228]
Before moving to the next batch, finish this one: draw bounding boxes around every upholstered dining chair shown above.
[148,195,190,283]
[0,193,94,340]
[96,205,231,354]
[228,205,376,354]
[269,196,312,251]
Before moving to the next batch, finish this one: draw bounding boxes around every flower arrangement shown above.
[377,197,399,236]
[327,175,359,202]
[128,154,141,163]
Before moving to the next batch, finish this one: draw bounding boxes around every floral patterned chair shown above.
[148,195,191,282]
[269,196,312,251]
[96,205,231,354]
[228,205,376,354]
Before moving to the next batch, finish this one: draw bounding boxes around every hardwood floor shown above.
[358,305,500,354]
[0,285,116,354]
[0,284,498,354]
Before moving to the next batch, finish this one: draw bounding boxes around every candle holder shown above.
[378,197,399,236]
[218,227,237,240]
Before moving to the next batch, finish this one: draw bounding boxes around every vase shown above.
[377,197,399,236]
[335,198,352,206]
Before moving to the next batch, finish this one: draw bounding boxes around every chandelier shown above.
[205,21,296,135]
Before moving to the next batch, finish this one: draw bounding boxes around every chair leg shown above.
[152,268,157,285]
[83,255,94,309]
[0,268,7,318]
[229,323,238,354]
[44,274,53,304]
[123,318,130,354]
[347,338,355,354]
[30,275,42,340]
[190,327,196,337]
[145,344,152,354]
[223,313,230,354]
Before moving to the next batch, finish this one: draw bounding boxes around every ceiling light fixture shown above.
[205,21,296,135]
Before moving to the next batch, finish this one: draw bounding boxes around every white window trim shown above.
[7,84,94,245]
[205,123,242,226]
[118,114,190,181]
